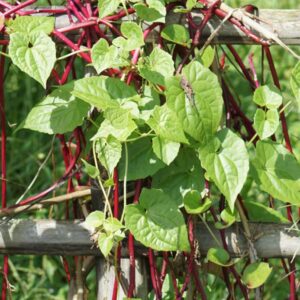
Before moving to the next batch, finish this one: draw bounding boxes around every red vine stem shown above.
[148,249,162,300]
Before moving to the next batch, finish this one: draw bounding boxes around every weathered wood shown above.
[1,8,300,45]
[0,220,298,258]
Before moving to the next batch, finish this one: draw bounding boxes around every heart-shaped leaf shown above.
[207,247,234,267]
[9,32,56,87]
[125,188,190,251]
[253,85,282,109]
[242,262,272,289]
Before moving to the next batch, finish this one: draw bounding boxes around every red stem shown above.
[3,0,37,16]
[148,249,162,300]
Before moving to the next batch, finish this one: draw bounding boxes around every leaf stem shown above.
[120,142,128,223]
[92,140,113,217]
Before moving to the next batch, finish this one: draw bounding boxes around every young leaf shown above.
[98,232,114,257]
[251,140,300,206]
[72,76,138,109]
[207,247,233,267]
[113,22,144,51]
[95,136,122,175]
[85,211,105,228]
[199,129,249,212]
[82,159,100,178]
[103,217,124,233]
[183,190,212,214]
[215,208,236,229]
[134,0,166,23]
[92,107,137,141]
[91,39,129,74]
[118,137,165,180]
[147,104,188,144]
[166,61,223,143]
[253,85,282,109]
[152,147,205,206]
[22,82,90,134]
[138,48,174,86]
[242,262,272,289]
[196,46,215,68]
[7,16,55,35]
[244,200,289,223]
[125,188,190,251]
[161,24,190,46]
[9,32,56,88]
[152,137,180,165]
[98,0,120,19]
[253,108,279,140]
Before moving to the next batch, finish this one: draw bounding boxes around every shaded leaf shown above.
[183,190,212,214]
[207,247,233,267]
[118,137,165,180]
[82,159,100,179]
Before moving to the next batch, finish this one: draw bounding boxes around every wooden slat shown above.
[0,220,298,258]
[53,9,300,45]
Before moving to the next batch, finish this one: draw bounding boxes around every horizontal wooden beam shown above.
[0,220,298,258]
[1,8,300,45]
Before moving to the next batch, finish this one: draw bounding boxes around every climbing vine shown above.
[0,0,299,299]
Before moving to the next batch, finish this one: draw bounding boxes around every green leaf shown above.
[183,190,212,214]
[244,200,289,223]
[147,104,188,143]
[134,0,166,23]
[95,136,122,175]
[85,211,105,228]
[91,39,129,74]
[253,108,279,140]
[251,140,300,206]
[152,137,180,165]
[196,46,215,68]
[253,85,282,109]
[242,262,272,289]
[290,61,300,111]
[139,85,160,121]
[215,208,236,229]
[113,22,144,51]
[166,61,223,142]
[72,76,138,110]
[7,16,55,35]
[93,107,137,142]
[98,0,120,19]
[138,48,174,86]
[186,0,203,9]
[9,32,56,88]
[98,232,114,257]
[118,137,165,180]
[103,217,124,233]
[22,83,90,134]
[125,188,190,251]
[152,147,205,206]
[161,24,190,46]
[82,159,100,179]
[199,129,249,212]
[207,247,233,267]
